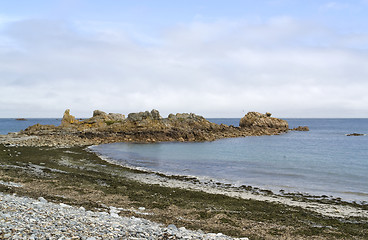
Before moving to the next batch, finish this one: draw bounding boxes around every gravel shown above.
[0,192,249,240]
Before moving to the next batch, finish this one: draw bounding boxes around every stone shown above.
[61,109,78,127]
[292,126,310,131]
[346,133,364,136]
[127,109,161,122]
[93,110,107,117]
[107,113,125,121]
[167,224,177,230]
[38,197,47,203]
[127,112,147,122]
[150,109,162,120]
[110,213,120,218]
[59,203,70,208]
[239,112,289,130]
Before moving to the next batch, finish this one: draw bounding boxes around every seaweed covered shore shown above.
[1,145,367,239]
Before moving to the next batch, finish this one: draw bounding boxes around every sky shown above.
[1,0,368,118]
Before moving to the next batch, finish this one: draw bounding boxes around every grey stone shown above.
[167,224,177,230]
[93,110,107,117]
[108,113,125,121]
[150,109,162,120]
[0,192,238,240]
[38,197,47,203]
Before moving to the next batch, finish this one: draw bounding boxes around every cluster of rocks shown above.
[239,112,289,130]
[0,192,247,239]
[346,133,365,136]
[1,109,308,147]
[291,126,310,131]
[0,134,103,148]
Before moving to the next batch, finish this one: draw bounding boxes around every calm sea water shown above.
[90,118,368,202]
[0,118,61,135]
[1,118,367,202]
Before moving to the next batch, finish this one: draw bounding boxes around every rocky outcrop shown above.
[92,110,125,122]
[107,113,125,122]
[9,109,298,147]
[346,133,364,136]
[61,109,79,127]
[292,126,310,131]
[127,109,162,122]
[239,112,289,131]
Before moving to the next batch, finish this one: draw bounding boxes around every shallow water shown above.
[0,118,61,135]
[91,118,368,202]
[1,117,367,202]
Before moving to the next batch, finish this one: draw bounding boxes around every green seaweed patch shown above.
[1,144,368,239]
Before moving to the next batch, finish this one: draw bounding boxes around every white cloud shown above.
[320,2,351,10]
[0,17,368,118]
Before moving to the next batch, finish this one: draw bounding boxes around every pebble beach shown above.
[0,191,246,240]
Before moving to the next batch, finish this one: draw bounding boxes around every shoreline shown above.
[88,144,368,207]
[2,131,367,207]
[1,144,368,239]
[2,132,367,207]
[89,146,368,219]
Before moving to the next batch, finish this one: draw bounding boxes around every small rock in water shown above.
[346,133,364,136]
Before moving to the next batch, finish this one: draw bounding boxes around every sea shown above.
[1,118,367,203]
[0,118,61,134]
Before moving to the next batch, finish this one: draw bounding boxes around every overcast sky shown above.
[1,0,368,118]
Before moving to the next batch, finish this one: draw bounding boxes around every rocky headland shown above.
[0,109,306,147]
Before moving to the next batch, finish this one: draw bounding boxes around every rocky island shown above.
[1,109,300,147]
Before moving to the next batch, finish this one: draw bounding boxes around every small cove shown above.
[91,118,368,203]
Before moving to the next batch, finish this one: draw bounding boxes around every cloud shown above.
[0,17,368,118]
[320,1,351,10]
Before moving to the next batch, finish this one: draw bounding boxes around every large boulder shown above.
[127,109,162,122]
[239,112,289,130]
[89,110,124,123]
[61,109,78,127]
[150,109,162,120]
[93,110,107,117]
[107,113,125,122]
[167,113,205,121]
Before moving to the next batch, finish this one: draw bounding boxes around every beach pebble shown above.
[0,192,244,239]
